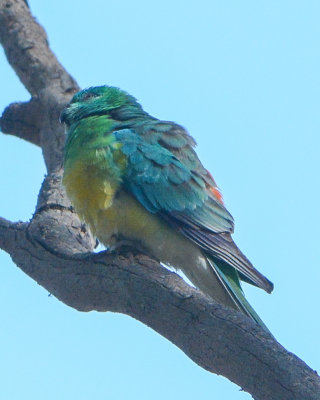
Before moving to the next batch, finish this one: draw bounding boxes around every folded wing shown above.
[114,123,273,294]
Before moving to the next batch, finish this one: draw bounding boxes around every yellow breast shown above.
[63,156,204,278]
[63,158,119,236]
[63,149,234,309]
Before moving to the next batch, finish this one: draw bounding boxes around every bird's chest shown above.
[63,153,153,245]
[63,154,202,271]
[63,156,121,237]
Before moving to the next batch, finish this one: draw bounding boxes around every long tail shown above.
[205,257,272,335]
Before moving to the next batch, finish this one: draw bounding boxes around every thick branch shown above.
[3,171,319,398]
[0,205,319,400]
[0,0,79,171]
[0,98,41,145]
[0,0,77,97]
[1,2,320,400]
[0,216,27,252]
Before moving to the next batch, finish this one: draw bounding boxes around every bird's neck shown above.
[110,106,156,129]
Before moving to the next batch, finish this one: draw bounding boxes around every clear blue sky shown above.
[1,1,319,399]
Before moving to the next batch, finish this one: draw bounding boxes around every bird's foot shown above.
[108,237,156,260]
[108,239,137,253]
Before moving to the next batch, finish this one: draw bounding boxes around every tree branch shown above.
[0,0,77,96]
[0,216,27,252]
[0,98,41,145]
[0,0,79,171]
[1,200,319,400]
[0,1,320,400]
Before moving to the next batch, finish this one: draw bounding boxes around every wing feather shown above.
[114,124,273,293]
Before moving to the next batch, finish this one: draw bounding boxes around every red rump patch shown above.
[204,169,224,204]
[210,186,224,204]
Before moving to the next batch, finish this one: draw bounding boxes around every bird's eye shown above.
[82,92,96,101]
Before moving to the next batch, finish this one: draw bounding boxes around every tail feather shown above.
[206,257,272,335]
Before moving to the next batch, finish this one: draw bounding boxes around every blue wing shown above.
[114,125,273,293]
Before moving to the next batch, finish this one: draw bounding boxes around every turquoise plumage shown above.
[61,85,273,333]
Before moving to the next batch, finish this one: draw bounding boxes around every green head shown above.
[60,85,144,126]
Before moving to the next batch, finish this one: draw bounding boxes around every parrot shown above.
[61,85,273,333]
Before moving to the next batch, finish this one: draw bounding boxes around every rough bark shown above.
[0,1,319,399]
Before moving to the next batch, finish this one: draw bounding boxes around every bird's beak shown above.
[59,106,69,124]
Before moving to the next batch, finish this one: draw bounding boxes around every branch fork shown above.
[0,1,319,399]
